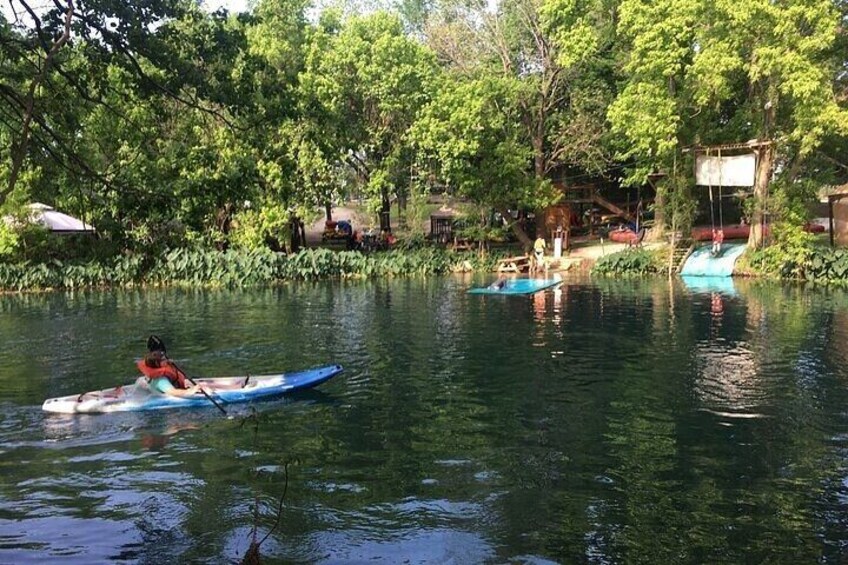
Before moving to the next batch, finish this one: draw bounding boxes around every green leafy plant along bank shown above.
[0,248,507,292]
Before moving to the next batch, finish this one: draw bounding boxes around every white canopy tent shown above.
[20,203,95,234]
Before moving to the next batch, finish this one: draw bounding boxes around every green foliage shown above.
[14,224,53,261]
[457,223,509,244]
[2,0,846,268]
[746,243,848,283]
[592,248,665,277]
[301,11,438,215]
[153,247,285,287]
[664,171,697,236]
[392,230,429,251]
[608,0,696,183]
[744,179,819,278]
[540,0,600,69]
[804,248,848,282]
[610,0,848,192]
[745,244,806,279]
[411,77,539,208]
[0,247,511,292]
[0,221,20,258]
[230,201,292,251]
[770,180,817,239]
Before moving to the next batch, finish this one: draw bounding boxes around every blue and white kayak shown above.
[42,364,343,414]
[468,277,562,295]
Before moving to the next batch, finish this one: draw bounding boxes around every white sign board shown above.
[695,153,756,187]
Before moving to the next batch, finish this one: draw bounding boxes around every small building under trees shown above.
[429,207,457,243]
[827,186,848,247]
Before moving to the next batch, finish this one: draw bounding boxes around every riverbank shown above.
[0,247,512,293]
[0,238,646,294]
[2,235,845,294]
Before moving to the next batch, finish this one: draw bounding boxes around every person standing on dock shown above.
[532,237,547,276]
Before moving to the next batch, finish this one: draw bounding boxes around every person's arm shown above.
[149,377,206,398]
[167,383,206,398]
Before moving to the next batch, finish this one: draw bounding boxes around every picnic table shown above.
[451,237,473,252]
[497,255,530,273]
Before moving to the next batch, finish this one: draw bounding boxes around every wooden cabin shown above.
[827,187,848,246]
[429,208,456,243]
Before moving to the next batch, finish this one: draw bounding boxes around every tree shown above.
[301,11,439,230]
[610,0,848,248]
[411,76,557,246]
[423,0,616,239]
[436,0,609,178]
[1,0,76,204]
[0,0,204,206]
[62,5,267,249]
[283,122,345,222]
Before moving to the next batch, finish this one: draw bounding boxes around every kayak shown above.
[468,277,562,295]
[42,364,343,414]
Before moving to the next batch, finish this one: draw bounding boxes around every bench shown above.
[497,255,530,273]
[451,237,473,252]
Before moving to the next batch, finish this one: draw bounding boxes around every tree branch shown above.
[71,10,242,131]
[5,0,74,204]
[817,151,848,173]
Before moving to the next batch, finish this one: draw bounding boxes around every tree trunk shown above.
[749,98,775,249]
[290,216,301,252]
[324,203,332,222]
[499,207,533,249]
[380,189,391,232]
[648,176,665,241]
[396,193,407,229]
[748,143,773,249]
[532,137,545,178]
[215,202,233,251]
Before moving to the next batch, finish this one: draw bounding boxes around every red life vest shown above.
[136,359,188,389]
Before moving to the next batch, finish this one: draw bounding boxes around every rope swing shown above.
[710,148,725,257]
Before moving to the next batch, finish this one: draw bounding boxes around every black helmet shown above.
[147,335,167,355]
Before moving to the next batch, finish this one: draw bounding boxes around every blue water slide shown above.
[680,243,746,277]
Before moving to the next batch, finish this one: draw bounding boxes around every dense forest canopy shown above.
[0,0,846,256]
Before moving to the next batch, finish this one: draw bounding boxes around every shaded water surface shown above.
[1,276,847,563]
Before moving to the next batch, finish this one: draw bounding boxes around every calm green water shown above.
[1,276,847,563]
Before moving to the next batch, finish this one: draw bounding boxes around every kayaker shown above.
[489,276,507,290]
[138,335,211,398]
[137,349,208,398]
